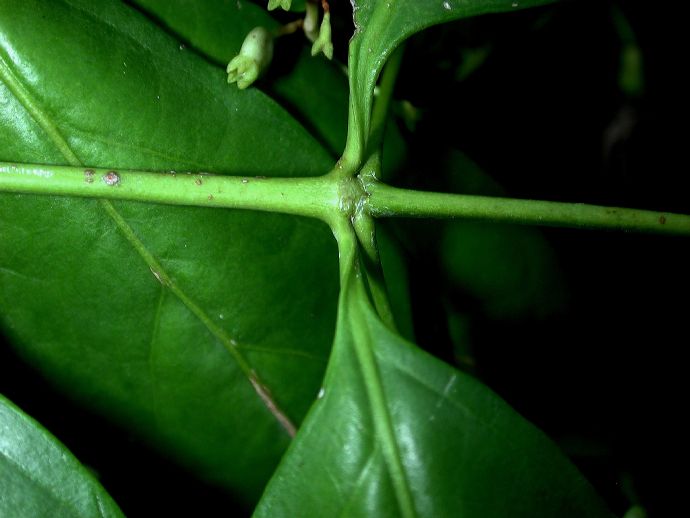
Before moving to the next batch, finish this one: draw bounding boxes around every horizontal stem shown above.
[4,161,690,236]
[0,162,338,221]
[366,182,690,236]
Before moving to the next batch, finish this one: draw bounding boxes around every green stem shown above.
[335,224,416,518]
[340,41,404,178]
[365,182,690,236]
[368,44,404,155]
[0,162,337,222]
[352,211,397,332]
[349,300,416,518]
[4,161,690,236]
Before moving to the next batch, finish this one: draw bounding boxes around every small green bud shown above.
[267,0,292,11]
[227,27,273,90]
[311,12,333,60]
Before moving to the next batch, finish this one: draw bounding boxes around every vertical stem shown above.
[340,44,404,178]
[352,210,398,332]
[368,44,405,156]
[348,278,417,518]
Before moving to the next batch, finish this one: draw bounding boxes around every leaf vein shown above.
[0,43,296,436]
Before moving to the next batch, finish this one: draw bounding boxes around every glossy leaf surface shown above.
[255,238,612,517]
[0,394,123,518]
[132,0,349,157]
[345,0,559,164]
[0,0,338,502]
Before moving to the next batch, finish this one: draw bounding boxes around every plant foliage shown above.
[3,0,667,516]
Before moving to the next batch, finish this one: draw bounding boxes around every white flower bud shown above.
[227,27,274,90]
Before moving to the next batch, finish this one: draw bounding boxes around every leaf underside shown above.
[0,0,338,502]
[254,244,612,517]
[131,0,349,157]
[1,0,614,516]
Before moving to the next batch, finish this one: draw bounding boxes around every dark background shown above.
[390,1,689,516]
[1,1,687,516]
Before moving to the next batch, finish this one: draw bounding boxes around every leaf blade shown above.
[131,0,350,157]
[254,238,612,517]
[0,394,124,518]
[0,0,338,500]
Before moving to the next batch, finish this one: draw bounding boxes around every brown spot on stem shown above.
[103,171,120,186]
[207,194,214,201]
[659,215,667,225]
[195,178,203,186]
[84,169,95,183]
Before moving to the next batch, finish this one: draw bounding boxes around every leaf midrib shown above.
[0,40,296,436]
[336,232,417,518]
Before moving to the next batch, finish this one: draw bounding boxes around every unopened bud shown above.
[227,27,273,90]
[267,0,292,11]
[311,12,333,60]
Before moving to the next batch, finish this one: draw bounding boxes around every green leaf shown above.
[132,0,277,60]
[0,394,124,518]
[0,0,338,502]
[344,0,559,166]
[131,0,349,157]
[254,236,612,517]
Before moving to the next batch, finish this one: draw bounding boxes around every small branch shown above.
[0,162,337,222]
[275,19,303,38]
[365,182,690,236]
